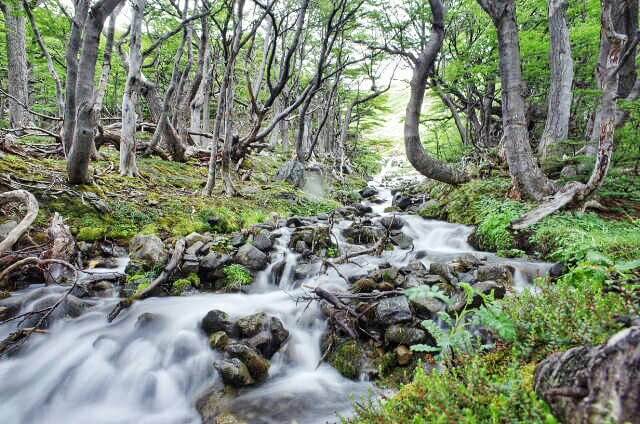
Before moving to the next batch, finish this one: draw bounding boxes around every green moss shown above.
[222,264,253,290]
[329,340,363,380]
[417,201,443,219]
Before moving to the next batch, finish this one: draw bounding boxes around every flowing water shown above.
[0,166,553,424]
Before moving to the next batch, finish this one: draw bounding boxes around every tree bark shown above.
[62,0,90,156]
[538,0,574,160]
[404,0,469,185]
[119,0,145,177]
[67,0,125,184]
[478,0,555,200]
[1,0,31,129]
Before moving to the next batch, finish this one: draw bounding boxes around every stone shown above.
[225,342,270,381]
[470,281,506,307]
[549,262,567,279]
[200,253,232,271]
[392,194,412,211]
[535,326,640,424]
[476,264,513,286]
[201,310,233,335]
[229,233,246,248]
[234,244,268,271]
[390,232,413,249]
[185,240,204,257]
[185,232,210,247]
[216,358,254,387]
[275,160,305,187]
[209,331,230,350]
[129,235,167,267]
[375,296,413,324]
[252,231,273,253]
[385,324,428,346]
[453,253,482,272]
[271,259,286,286]
[353,203,373,216]
[379,215,404,231]
[286,216,304,228]
[409,295,446,318]
[182,260,199,275]
[294,262,320,280]
[235,312,268,338]
[289,226,331,252]
[395,345,413,366]
[359,186,378,198]
[352,278,377,293]
[294,240,308,254]
[343,223,385,245]
[135,312,164,330]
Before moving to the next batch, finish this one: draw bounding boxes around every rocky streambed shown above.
[0,170,556,423]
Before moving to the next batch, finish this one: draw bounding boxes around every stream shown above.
[0,164,553,424]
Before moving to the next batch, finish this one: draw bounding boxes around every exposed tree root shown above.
[0,190,39,254]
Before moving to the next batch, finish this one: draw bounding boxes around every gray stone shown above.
[390,232,413,249]
[375,296,413,324]
[235,312,268,338]
[225,342,270,381]
[185,240,204,257]
[252,231,273,253]
[379,215,405,231]
[185,232,210,247]
[409,295,446,318]
[359,186,378,198]
[182,260,199,275]
[229,233,246,248]
[201,310,233,335]
[476,264,513,286]
[234,244,268,271]
[385,324,428,345]
[200,253,232,271]
[129,235,167,267]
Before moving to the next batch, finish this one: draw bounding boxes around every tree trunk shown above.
[478,0,555,200]
[119,0,145,177]
[62,0,90,156]
[2,1,31,129]
[538,0,574,160]
[511,2,626,229]
[67,0,125,184]
[405,0,468,185]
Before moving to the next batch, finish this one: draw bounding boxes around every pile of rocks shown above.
[320,253,515,379]
[200,310,289,387]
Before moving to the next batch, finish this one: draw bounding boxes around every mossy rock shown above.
[329,340,364,380]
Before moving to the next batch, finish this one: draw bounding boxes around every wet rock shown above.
[294,262,320,280]
[390,232,413,250]
[375,296,413,324]
[229,233,246,248]
[271,259,287,286]
[185,240,205,257]
[395,345,413,366]
[181,259,199,275]
[234,244,268,271]
[352,278,377,293]
[225,342,270,381]
[294,240,309,254]
[535,326,640,424]
[87,257,120,269]
[135,312,164,330]
[252,231,273,253]
[470,281,506,308]
[476,264,513,286]
[289,225,331,253]
[453,253,482,272]
[185,232,211,248]
[379,216,404,231]
[235,312,268,338]
[201,310,233,335]
[385,324,428,346]
[359,186,378,198]
[286,216,304,228]
[247,316,289,358]
[209,331,230,350]
[275,160,305,187]
[129,235,167,267]
[392,194,412,211]
[353,203,373,216]
[429,262,459,285]
[549,262,567,279]
[409,295,446,318]
[216,358,254,387]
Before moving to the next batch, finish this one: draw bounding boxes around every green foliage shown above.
[413,310,476,363]
[222,264,253,290]
[405,285,451,305]
[330,340,363,379]
[475,198,527,251]
[171,273,200,296]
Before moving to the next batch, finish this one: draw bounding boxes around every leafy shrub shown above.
[222,264,253,290]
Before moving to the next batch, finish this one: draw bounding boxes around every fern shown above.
[405,285,452,305]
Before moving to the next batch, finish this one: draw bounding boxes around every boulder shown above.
[385,324,428,346]
[390,232,413,250]
[353,203,373,216]
[252,231,273,253]
[379,216,405,231]
[549,262,567,279]
[185,232,210,248]
[343,223,385,245]
[409,295,446,318]
[200,253,232,271]
[359,186,378,198]
[246,316,289,358]
[235,312,269,338]
[201,310,233,335]
[216,358,254,387]
[375,296,413,324]
[535,326,640,424]
[229,233,246,248]
[209,331,230,350]
[275,160,305,187]
[289,225,331,253]
[129,235,167,267]
[234,244,268,271]
[476,264,513,286]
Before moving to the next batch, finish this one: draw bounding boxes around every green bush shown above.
[222,264,253,290]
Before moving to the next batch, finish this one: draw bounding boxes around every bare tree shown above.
[0,0,31,129]
[120,0,145,176]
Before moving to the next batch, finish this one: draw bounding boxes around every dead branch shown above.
[107,238,186,322]
[0,190,39,254]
